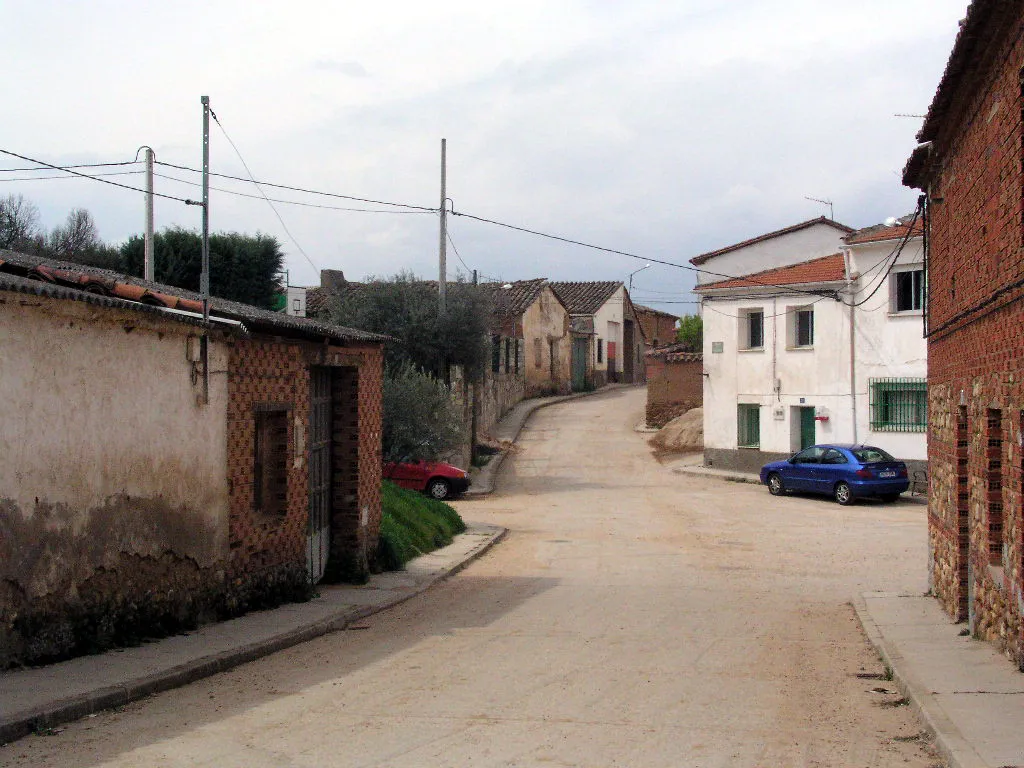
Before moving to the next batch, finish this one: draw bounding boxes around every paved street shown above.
[1,387,939,767]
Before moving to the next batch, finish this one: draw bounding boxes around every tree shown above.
[121,227,285,309]
[0,194,41,250]
[676,313,703,352]
[328,272,493,378]
[48,208,100,260]
[382,363,464,462]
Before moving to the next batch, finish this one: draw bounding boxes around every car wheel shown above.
[881,493,901,503]
[426,478,451,500]
[767,473,785,496]
[834,481,854,505]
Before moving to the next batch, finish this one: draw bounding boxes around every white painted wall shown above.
[699,235,927,462]
[694,222,850,285]
[593,285,625,375]
[286,286,307,317]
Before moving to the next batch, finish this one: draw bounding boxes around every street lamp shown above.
[628,264,651,293]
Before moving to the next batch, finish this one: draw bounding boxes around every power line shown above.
[154,171,433,214]
[841,203,922,308]
[449,209,837,300]
[0,149,201,206]
[155,160,437,213]
[446,230,473,274]
[1,169,145,182]
[0,160,140,172]
[209,109,319,273]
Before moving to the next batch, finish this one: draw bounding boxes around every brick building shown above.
[644,345,703,428]
[903,0,1024,666]
[0,252,385,667]
[633,305,679,350]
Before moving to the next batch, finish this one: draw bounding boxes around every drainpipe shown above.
[843,247,858,443]
[771,297,778,401]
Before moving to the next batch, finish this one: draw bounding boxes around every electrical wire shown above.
[155,160,437,213]
[446,230,473,275]
[841,204,921,308]
[0,160,140,172]
[153,171,432,214]
[0,170,145,182]
[701,294,833,320]
[209,109,319,273]
[0,149,200,205]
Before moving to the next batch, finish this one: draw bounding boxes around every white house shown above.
[695,216,927,479]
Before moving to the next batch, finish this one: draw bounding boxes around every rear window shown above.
[852,446,896,463]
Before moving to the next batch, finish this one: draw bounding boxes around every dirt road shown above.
[2,387,939,767]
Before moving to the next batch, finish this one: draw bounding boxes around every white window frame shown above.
[890,267,925,314]
[739,308,764,351]
[786,305,814,349]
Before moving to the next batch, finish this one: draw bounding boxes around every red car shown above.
[383,459,471,500]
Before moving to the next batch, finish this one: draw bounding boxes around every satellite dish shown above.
[884,216,899,227]
[502,283,513,289]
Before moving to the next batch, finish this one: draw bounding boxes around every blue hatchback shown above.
[760,444,909,505]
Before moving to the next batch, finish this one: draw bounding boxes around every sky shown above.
[1,0,967,315]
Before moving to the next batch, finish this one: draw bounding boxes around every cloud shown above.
[313,59,370,78]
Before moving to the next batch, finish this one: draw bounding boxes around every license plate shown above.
[879,471,896,478]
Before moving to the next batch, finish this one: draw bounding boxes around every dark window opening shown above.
[492,335,501,373]
[597,339,604,363]
[254,408,289,516]
[894,270,924,312]
[987,408,1003,565]
[746,311,764,349]
[795,308,814,346]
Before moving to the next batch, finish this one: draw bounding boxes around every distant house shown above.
[550,281,645,388]
[694,218,926,476]
[633,305,679,349]
[903,0,1024,665]
[0,251,386,668]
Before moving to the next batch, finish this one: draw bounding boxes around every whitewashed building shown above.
[695,216,927,478]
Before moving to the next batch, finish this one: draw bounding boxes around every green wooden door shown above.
[799,406,816,450]
[571,337,589,391]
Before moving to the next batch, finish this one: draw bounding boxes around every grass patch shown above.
[378,480,467,571]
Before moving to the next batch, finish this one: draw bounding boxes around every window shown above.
[892,269,924,312]
[787,306,814,347]
[254,408,289,516]
[534,338,543,367]
[792,446,826,463]
[514,339,520,374]
[491,335,501,373]
[740,309,764,350]
[869,378,927,432]
[597,339,604,363]
[737,404,761,448]
[821,448,848,465]
[504,338,511,372]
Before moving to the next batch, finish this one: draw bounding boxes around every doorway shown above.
[308,367,332,584]
[791,406,816,451]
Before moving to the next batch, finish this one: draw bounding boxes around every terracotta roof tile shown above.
[689,217,854,266]
[844,215,923,245]
[549,281,621,315]
[696,253,847,291]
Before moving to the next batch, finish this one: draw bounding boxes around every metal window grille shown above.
[737,404,761,448]
[869,377,927,432]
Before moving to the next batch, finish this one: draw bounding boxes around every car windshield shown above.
[851,446,896,463]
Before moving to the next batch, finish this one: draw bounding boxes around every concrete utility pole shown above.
[201,96,211,322]
[143,147,155,282]
[438,138,447,313]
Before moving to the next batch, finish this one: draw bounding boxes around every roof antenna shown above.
[804,195,834,221]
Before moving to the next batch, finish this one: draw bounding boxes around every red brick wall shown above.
[645,356,703,427]
[227,338,383,593]
[921,16,1024,666]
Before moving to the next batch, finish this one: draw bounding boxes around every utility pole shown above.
[143,147,155,281]
[201,96,211,322]
[438,138,447,313]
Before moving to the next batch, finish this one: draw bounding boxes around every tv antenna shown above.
[804,195,834,220]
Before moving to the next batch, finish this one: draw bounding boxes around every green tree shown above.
[328,271,493,378]
[121,227,284,309]
[675,313,703,351]
[382,363,464,462]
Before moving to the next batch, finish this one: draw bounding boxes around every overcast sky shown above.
[1,1,966,314]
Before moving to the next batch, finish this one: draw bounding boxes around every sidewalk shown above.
[0,523,506,745]
[466,384,628,496]
[855,593,1024,768]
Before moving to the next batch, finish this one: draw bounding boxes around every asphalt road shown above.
[2,386,940,767]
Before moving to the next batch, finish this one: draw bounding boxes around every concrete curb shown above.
[852,594,987,768]
[0,524,507,745]
[671,465,763,485]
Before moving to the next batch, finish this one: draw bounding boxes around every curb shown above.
[0,524,507,745]
[671,466,763,485]
[852,595,986,768]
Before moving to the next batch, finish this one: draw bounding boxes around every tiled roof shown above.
[689,217,854,266]
[633,304,680,321]
[485,278,555,319]
[549,281,621,315]
[696,253,847,291]
[645,342,702,363]
[0,250,387,344]
[844,215,923,245]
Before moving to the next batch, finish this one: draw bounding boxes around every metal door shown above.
[799,407,816,450]
[571,337,588,391]
[308,367,332,584]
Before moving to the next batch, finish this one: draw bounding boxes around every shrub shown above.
[377,481,466,571]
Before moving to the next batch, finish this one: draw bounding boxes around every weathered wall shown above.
[919,13,1024,668]
[636,309,678,349]
[0,297,230,666]
[523,287,571,397]
[645,355,703,428]
[478,338,525,437]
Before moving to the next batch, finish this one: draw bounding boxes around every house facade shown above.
[903,0,1024,666]
[551,282,645,388]
[0,252,385,668]
[634,304,679,349]
[696,221,927,476]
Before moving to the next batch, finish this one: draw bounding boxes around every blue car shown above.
[760,444,909,505]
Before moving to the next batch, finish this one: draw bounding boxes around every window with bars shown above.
[869,378,927,432]
[737,404,761,448]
